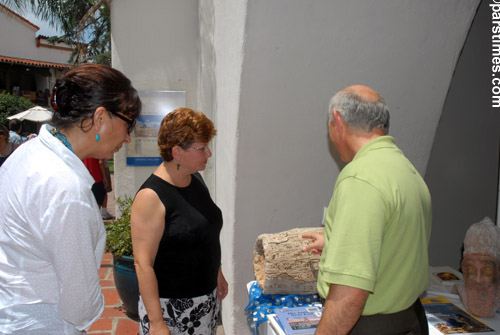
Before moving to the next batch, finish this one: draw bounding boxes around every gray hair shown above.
[328,90,390,134]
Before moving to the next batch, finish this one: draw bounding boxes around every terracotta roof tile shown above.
[0,55,72,69]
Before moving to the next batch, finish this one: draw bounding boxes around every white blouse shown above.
[0,124,105,334]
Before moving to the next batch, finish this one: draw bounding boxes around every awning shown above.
[0,55,72,70]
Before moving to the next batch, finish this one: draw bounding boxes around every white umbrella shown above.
[8,106,53,122]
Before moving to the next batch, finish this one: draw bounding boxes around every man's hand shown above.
[302,233,325,255]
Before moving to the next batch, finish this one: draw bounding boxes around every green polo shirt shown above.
[318,136,431,315]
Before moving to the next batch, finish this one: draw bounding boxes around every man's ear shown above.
[332,110,345,134]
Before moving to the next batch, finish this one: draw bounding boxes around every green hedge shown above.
[0,93,36,126]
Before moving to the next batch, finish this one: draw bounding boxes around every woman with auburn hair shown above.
[0,63,141,334]
[132,107,228,335]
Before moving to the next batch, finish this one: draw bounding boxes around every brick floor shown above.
[88,175,140,335]
[87,253,139,335]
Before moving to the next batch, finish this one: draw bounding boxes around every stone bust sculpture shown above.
[457,217,500,317]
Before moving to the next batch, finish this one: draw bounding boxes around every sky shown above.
[25,12,61,36]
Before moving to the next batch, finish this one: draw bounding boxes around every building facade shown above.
[0,4,72,105]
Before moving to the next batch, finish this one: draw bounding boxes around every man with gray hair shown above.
[303,85,432,334]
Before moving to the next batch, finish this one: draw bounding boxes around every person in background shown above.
[131,108,228,335]
[12,84,20,96]
[8,119,23,144]
[36,90,45,105]
[83,157,108,211]
[0,63,141,334]
[100,158,115,220]
[0,123,19,167]
[303,85,431,335]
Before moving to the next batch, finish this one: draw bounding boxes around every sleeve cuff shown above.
[321,270,376,293]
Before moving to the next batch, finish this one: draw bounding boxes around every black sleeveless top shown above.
[138,173,223,298]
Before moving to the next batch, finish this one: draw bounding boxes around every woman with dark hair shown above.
[0,63,141,334]
[131,108,228,335]
[0,123,19,167]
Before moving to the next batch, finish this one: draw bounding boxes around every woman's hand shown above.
[217,267,228,301]
[149,321,171,335]
[302,233,325,255]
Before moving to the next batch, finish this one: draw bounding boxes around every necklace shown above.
[50,127,75,154]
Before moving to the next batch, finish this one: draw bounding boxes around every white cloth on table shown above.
[0,124,105,334]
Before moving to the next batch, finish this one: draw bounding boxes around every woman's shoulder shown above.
[133,186,166,219]
[137,173,177,201]
[140,173,172,190]
[135,186,161,200]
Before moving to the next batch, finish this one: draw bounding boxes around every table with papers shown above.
[423,279,500,334]
[249,275,500,335]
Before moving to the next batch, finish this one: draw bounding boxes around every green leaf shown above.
[0,92,36,127]
[105,196,133,258]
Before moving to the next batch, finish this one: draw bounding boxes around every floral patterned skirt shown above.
[139,289,219,335]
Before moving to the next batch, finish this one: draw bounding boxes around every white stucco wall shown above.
[425,0,500,269]
[0,9,39,58]
[32,40,73,65]
[111,1,480,334]
[227,1,478,333]
[0,8,71,64]
[211,0,247,332]
[111,0,201,199]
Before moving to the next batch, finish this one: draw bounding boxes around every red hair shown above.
[158,108,216,162]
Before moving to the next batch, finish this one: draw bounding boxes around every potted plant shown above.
[105,196,139,321]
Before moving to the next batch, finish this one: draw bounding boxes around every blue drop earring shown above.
[96,134,100,142]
